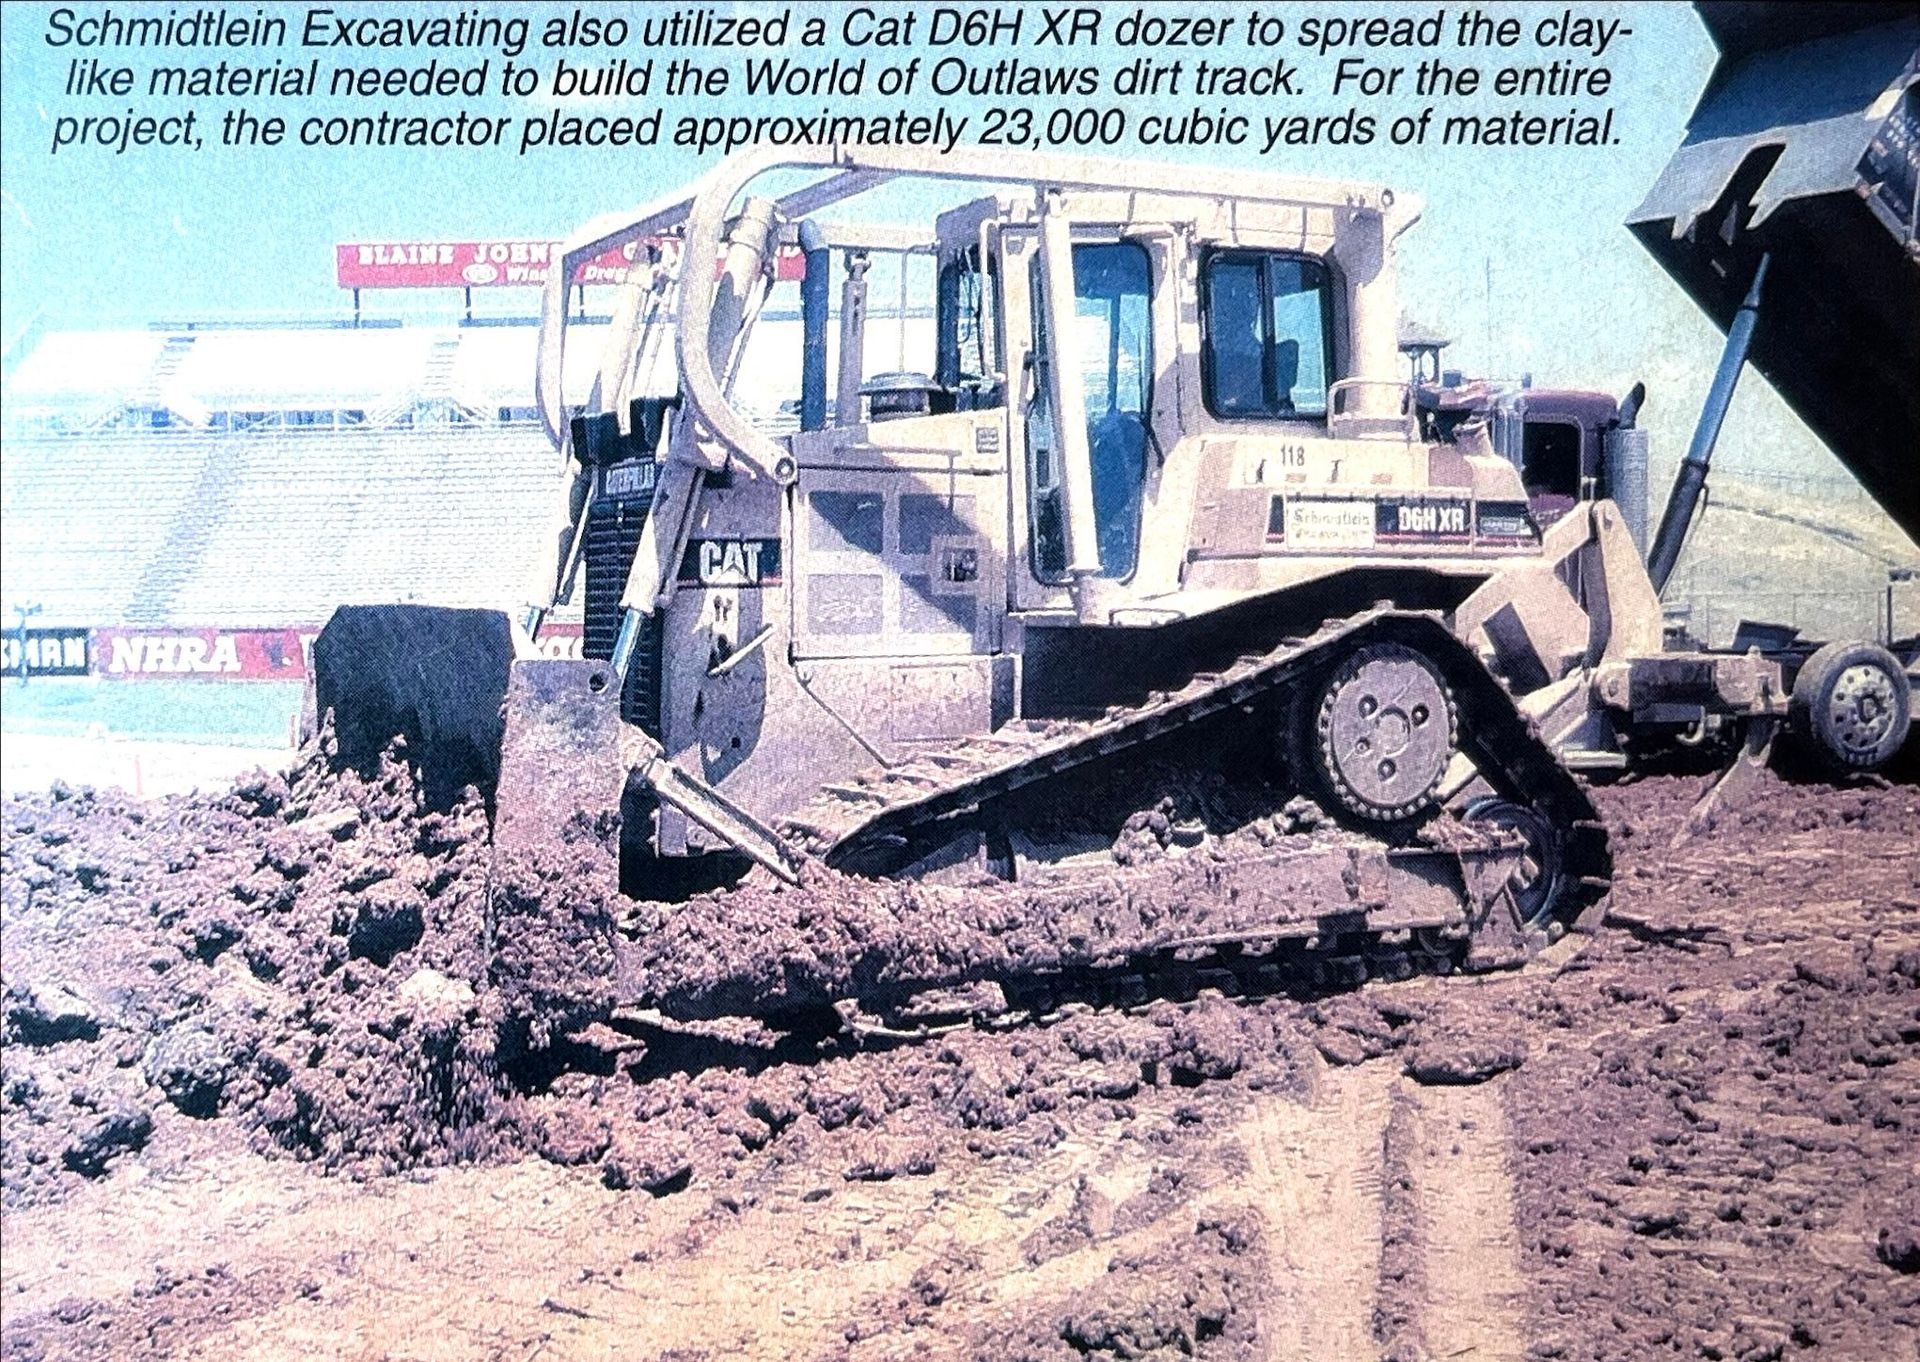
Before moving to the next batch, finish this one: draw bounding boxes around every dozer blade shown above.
[491,658,630,870]
[312,605,516,809]
[314,605,776,886]
[312,606,629,872]
[494,659,801,882]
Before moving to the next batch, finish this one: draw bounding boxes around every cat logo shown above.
[679,538,782,588]
[602,460,657,499]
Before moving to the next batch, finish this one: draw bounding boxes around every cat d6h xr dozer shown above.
[311,141,1912,1017]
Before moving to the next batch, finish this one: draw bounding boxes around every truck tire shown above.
[1789,640,1911,774]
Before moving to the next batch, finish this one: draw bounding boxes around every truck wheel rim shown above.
[1828,663,1898,756]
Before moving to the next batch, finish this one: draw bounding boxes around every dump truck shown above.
[312,128,1913,1014]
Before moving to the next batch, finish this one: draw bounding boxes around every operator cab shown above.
[1520,418,1581,516]
[931,195,1164,589]
[1027,238,1155,583]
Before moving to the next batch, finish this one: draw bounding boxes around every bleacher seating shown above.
[0,308,936,633]
[0,320,576,629]
[169,426,558,623]
[2,423,560,626]
[2,432,220,624]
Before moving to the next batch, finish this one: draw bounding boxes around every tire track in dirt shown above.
[1233,1063,1395,1361]
[1229,1060,1529,1361]
[1405,1076,1528,1361]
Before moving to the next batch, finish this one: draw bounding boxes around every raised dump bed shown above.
[1628,2,1919,543]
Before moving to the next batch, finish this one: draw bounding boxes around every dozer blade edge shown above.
[313,606,625,846]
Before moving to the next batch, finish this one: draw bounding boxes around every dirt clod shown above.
[1,757,1914,1360]
[61,1103,152,1177]
[4,982,101,1047]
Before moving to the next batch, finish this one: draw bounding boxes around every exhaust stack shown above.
[1604,381,1650,556]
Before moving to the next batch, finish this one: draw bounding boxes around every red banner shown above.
[94,628,318,681]
[336,239,807,290]
[89,622,592,678]
[528,619,585,661]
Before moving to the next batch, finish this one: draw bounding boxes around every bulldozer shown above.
[312,135,1913,1011]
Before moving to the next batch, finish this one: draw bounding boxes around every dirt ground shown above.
[2,752,1916,1361]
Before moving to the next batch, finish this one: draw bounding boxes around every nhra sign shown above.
[3,628,90,678]
[336,238,808,290]
[95,628,316,681]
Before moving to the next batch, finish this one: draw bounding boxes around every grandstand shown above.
[0,316,577,790]
[2,321,588,629]
[2,297,935,627]
[0,276,936,791]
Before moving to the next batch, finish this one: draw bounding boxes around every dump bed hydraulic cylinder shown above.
[1647,254,1769,594]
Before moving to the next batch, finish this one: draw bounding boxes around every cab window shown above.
[1024,241,1153,583]
[1521,418,1584,524]
[1202,251,1334,420]
[937,246,1001,407]
[1522,420,1582,500]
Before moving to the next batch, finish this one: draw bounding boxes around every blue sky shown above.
[0,1,1868,484]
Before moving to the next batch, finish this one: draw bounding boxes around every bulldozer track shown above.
[622,911,1477,1065]
[618,821,1505,1032]
[589,608,1617,1040]
[964,923,1468,1032]
[778,606,1612,928]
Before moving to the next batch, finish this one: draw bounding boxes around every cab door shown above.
[1004,223,1156,611]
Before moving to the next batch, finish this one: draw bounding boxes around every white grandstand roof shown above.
[450,324,627,410]
[168,328,440,409]
[2,311,933,421]
[7,330,171,402]
[448,327,539,409]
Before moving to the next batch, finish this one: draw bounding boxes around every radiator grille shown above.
[581,461,661,736]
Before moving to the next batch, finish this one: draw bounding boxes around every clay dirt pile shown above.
[1,744,1325,1204]
[3,748,512,1198]
[2,749,1916,1361]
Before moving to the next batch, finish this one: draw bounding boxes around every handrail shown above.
[1328,378,1418,441]
[535,144,1415,465]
